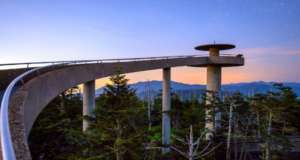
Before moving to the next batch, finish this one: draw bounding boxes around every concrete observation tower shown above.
[194,43,237,140]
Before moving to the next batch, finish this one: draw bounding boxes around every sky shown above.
[0,0,300,87]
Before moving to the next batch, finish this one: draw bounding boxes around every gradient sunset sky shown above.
[1,0,300,87]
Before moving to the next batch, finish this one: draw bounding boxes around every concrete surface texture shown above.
[162,67,171,154]
[82,80,96,132]
[205,47,223,140]
[1,56,243,159]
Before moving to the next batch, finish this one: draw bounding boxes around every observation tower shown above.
[195,43,239,140]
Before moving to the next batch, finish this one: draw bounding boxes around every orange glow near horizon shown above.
[81,47,300,90]
[93,66,253,89]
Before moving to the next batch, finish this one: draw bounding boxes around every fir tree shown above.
[87,70,147,160]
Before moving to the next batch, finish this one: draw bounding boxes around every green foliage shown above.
[29,81,300,160]
[86,71,147,160]
[29,88,84,160]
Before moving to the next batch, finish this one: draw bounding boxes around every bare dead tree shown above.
[143,80,155,131]
[171,125,222,160]
[226,102,234,160]
[145,80,152,130]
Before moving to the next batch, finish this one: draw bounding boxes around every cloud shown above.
[232,47,300,58]
[286,50,300,56]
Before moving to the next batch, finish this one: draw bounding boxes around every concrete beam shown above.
[162,67,171,154]
[82,80,95,132]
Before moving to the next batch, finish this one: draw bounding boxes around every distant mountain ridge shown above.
[96,81,300,100]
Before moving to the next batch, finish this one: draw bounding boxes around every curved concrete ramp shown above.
[0,68,32,91]
[2,56,243,160]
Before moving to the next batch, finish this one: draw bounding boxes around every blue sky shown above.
[0,0,300,84]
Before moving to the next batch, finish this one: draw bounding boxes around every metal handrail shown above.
[0,55,194,66]
[0,53,238,69]
[0,64,67,160]
[0,54,241,160]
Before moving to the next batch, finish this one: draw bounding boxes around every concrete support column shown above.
[83,80,95,132]
[162,67,171,154]
[205,48,222,140]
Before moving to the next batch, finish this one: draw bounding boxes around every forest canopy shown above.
[29,72,300,160]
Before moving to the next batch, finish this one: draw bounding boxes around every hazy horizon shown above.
[93,76,300,89]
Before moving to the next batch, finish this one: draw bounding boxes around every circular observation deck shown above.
[195,44,235,51]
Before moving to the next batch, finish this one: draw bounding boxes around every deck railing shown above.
[0,53,238,69]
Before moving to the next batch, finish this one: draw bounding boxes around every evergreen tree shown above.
[86,71,147,160]
[29,87,84,160]
[28,81,300,160]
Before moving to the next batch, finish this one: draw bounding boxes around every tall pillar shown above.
[205,48,222,140]
[195,43,237,140]
[83,80,95,132]
[162,67,171,154]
